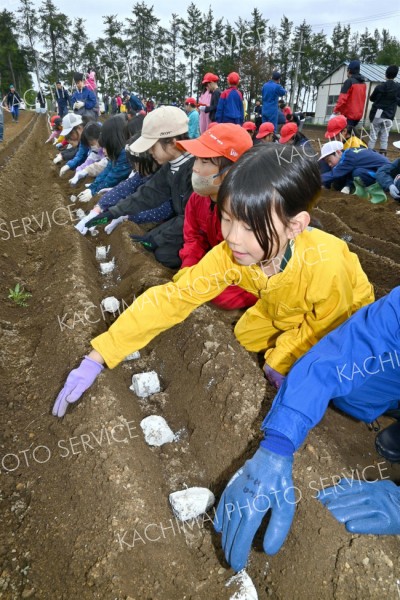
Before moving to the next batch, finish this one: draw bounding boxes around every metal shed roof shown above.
[318,62,400,85]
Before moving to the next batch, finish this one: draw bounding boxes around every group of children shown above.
[46,90,400,570]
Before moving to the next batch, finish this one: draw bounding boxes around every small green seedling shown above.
[8,283,32,307]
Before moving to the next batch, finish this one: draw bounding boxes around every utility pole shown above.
[290,27,304,111]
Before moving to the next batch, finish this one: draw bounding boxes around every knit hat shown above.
[347,60,360,74]
[128,106,189,153]
[319,140,344,161]
[255,122,275,139]
[202,72,219,84]
[227,72,240,85]
[60,113,83,136]
[73,72,84,82]
[176,123,252,162]
[324,115,348,138]
[279,122,298,144]
[272,71,281,80]
[242,121,256,131]
[9,84,15,89]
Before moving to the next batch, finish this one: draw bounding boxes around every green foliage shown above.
[8,284,32,307]
[0,10,31,93]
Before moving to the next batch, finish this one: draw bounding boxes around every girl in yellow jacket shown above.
[53,144,374,416]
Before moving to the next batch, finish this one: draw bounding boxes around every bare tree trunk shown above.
[7,53,16,87]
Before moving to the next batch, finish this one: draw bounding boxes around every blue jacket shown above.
[67,142,90,170]
[188,110,200,138]
[71,87,96,110]
[89,149,131,195]
[263,287,400,451]
[321,147,390,188]
[215,87,244,124]
[262,80,287,120]
[56,87,72,110]
[376,158,400,191]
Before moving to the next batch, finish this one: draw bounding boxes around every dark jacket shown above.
[7,91,22,108]
[215,87,244,124]
[89,149,131,195]
[376,158,400,191]
[205,88,221,122]
[322,147,390,188]
[109,155,195,250]
[56,87,72,110]
[334,73,367,122]
[369,79,400,121]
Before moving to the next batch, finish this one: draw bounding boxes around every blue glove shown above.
[214,447,295,572]
[264,364,285,389]
[318,479,400,535]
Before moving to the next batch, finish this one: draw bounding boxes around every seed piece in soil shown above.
[130,371,161,397]
[226,570,258,599]
[169,487,215,521]
[140,415,175,446]
[101,297,120,313]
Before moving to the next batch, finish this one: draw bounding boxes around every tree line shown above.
[1,0,400,109]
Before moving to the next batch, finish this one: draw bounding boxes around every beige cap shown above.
[129,106,189,153]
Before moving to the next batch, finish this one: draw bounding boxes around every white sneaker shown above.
[341,186,351,194]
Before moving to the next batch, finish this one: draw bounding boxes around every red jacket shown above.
[179,193,257,310]
[334,74,367,122]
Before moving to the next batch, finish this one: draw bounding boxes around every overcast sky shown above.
[15,1,400,41]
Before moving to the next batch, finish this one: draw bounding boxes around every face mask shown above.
[191,165,231,197]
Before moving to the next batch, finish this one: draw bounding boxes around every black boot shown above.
[375,421,400,463]
[379,149,387,157]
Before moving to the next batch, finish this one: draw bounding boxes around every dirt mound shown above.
[0,120,399,600]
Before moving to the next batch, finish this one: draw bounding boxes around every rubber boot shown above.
[375,421,400,463]
[365,181,387,204]
[352,176,370,200]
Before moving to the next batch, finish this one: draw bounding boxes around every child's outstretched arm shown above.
[52,244,237,416]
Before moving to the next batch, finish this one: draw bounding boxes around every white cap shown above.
[319,140,344,161]
[393,141,400,149]
[61,113,83,136]
[129,106,188,153]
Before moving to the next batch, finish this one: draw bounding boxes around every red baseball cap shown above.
[279,122,298,144]
[325,115,347,138]
[227,72,240,85]
[177,123,252,162]
[242,121,256,131]
[185,97,197,105]
[202,72,219,84]
[255,122,275,139]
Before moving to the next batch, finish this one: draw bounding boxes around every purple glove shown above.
[264,364,285,389]
[52,357,104,417]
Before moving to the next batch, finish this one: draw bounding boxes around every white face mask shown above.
[191,165,231,197]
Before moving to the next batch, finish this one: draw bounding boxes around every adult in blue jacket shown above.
[262,71,287,131]
[71,72,97,119]
[214,287,400,572]
[55,81,72,119]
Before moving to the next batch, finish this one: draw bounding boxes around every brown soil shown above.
[0,119,399,600]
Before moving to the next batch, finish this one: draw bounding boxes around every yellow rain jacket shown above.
[91,228,374,374]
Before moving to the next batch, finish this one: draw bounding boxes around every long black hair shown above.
[217,144,321,260]
[80,122,102,147]
[98,115,128,161]
[126,133,160,177]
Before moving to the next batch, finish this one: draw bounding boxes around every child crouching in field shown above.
[53,144,374,416]
[174,122,257,310]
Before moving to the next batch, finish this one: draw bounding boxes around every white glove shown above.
[59,164,70,177]
[77,189,93,202]
[74,209,99,235]
[105,215,128,235]
[389,183,400,200]
[74,101,84,110]
[53,154,62,164]
[69,170,87,186]
[199,105,206,112]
